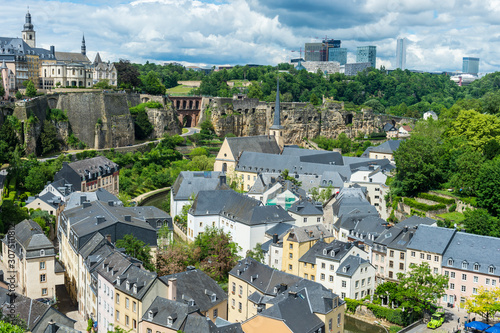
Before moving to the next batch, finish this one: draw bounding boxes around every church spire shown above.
[81,34,86,55]
[270,78,283,130]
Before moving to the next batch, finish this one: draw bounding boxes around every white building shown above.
[335,255,376,300]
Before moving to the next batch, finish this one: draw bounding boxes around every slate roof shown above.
[288,198,323,216]
[62,156,118,178]
[224,136,281,160]
[95,251,134,285]
[160,268,227,312]
[316,240,361,261]
[320,171,345,188]
[171,171,230,201]
[347,216,388,245]
[442,231,500,277]
[398,216,436,228]
[247,174,268,195]
[286,225,332,243]
[0,37,56,60]
[336,255,369,277]
[299,240,332,264]
[406,225,456,254]
[55,51,90,63]
[383,123,397,132]
[369,140,401,154]
[5,220,55,260]
[31,192,62,209]
[191,190,294,226]
[47,178,75,197]
[64,189,121,210]
[265,223,294,238]
[115,264,159,300]
[265,179,307,203]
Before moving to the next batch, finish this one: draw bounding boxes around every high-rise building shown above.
[305,39,341,62]
[328,47,347,65]
[356,46,376,68]
[396,38,406,70]
[462,57,479,75]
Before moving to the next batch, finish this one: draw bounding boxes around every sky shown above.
[3,0,500,72]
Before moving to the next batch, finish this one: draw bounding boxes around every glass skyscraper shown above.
[356,46,376,68]
[462,57,479,75]
[396,38,406,70]
[328,48,347,65]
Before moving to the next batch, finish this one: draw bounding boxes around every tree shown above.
[449,146,484,195]
[40,120,60,155]
[133,111,153,140]
[0,82,4,98]
[15,91,22,100]
[156,242,200,277]
[114,59,141,89]
[94,79,113,89]
[310,92,321,105]
[0,200,29,233]
[141,71,166,95]
[0,321,24,333]
[447,110,500,151]
[462,208,500,237]
[24,165,53,194]
[115,234,155,271]
[464,287,500,323]
[476,157,500,216]
[25,80,37,97]
[194,227,241,283]
[246,243,265,264]
[281,169,302,187]
[375,281,399,305]
[364,99,385,113]
[396,262,449,314]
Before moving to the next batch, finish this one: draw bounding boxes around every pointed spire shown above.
[270,77,283,129]
[1,60,7,69]
[81,34,86,56]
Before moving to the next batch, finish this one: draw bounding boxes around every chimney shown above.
[48,319,57,333]
[219,174,226,186]
[272,233,278,244]
[80,195,86,204]
[50,45,55,55]
[96,216,105,224]
[124,215,131,222]
[108,200,114,207]
[106,234,112,243]
[404,226,408,233]
[167,278,177,301]
[83,201,91,208]
[187,266,195,271]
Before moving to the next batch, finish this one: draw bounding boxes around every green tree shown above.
[464,287,500,323]
[15,91,22,100]
[0,82,4,98]
[133,111,153,140]
[462,208,500,237]
[246,243,265,264]
[24,165,53,194]
[476,157,500,216]
[396,262,449,314]
[141,71,166,95]
[449,147,484,195]
[94,79,113,89]
[25,80,37,97]
[310,92,321,105]
[364,99,385,113]
[447,110,500,151]
[0,200,29,232]
[247,82,264,100]
[114,59,141,89]
[0,321,24,333]
[115,234,155,271]
[280,169,302,187]
[41,120,60,155]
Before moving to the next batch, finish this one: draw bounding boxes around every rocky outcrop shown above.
[146,105,182,139]
[208,97,415,144]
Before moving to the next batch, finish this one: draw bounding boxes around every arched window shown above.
[448,258,453,266]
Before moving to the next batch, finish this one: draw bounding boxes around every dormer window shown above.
[167,316,173,326]
[473,263,479,271]
[116,277,121,285]
[133,284,137,294]
[40,249,45,256]
[462,261,468,269]
[211,294,216,302]
[323,249,327,255]
[126,281,130,291]
[489,266,495,274]
[448,258,454,266]
[148,310,153,320]
[331,251,335,257]
[188,300,195,306]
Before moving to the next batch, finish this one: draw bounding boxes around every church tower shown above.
[270,78,284,149]
[22,9,36,48]
[81,35,86,56]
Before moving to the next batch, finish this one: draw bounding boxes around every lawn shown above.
[166,85,194,95]
[436,211,465,222]
[228,80,250,87]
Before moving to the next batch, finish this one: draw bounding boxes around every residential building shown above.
[261,223,294,270]
[214,136,280,174]
[383,123,399,138]
[281,225,333,277]
[112,264,168,332]
[356,46,377,68]
[187,189,294,256]
[367,140,401,162]
[1,220,65,300]
[0,287,77,333]
[1,60,15,99]
[441,232,500,308]
[462,57,479,75]
[25,192,63,216]
[54,156,119,195]
[140,296,243,333]
[398,125,412,138]
[396,38,407,70]
[287,198,323,228]
[228,257,345,333]
[335,255,376,300]
[329,48,347,66]
[93,52,118,86]
[159,267,228,322]
[38,178,75,201]
[170,171,229,218]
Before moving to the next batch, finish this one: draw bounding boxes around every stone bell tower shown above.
[22,8,36,48]
[269,78,284,149]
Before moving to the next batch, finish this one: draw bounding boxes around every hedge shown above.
[403,197,446,212]
[418,193,455,205]
[344,298,412,326]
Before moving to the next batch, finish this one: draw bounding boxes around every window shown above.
[342,281,346,288]
[462,261,468,269]
[303,217,307,223]
[367,277,371,285]
[232,299,235,308]
[329,318,332,331]
[126,298,129,309]
[389,261,394,268]
[389,271,393,278]
[462,274,467,281]
[375,254,379,261]
[420,253,425,259]
[399,263,404,270]
[450,283,455,290]
[213,308,218,318]
[443,295,448,302]
[232,282,236,294]
[489,266,495,274]
[329,275,334,282]
[434,268,438,274]
[116,310,119,321]
[238,302,242,312]
[133,319,137,329]
[411,251,415,257]
[321,273,325,280]
[461,285,466,292]
[40,261,45,270]
[355,292,359,299]
[361,279,365,287]
[133,301,136,312]
[473,276,478,283]
[311,275,315,281]
[338,313,342,327]
[321,263,326,269]
[125,315,129,326]
[289,253,293,259]
[116,293,120,304]
[389,250,394,257]
[330,264,334,271]
[199,222,203,228]
[400,252,404,260]
[355,281,359,288]
[317,217,321,223]
[450,272,455,278]
[305,273,308,279]
[435,256,439,262]
[40,274,46,283]
[42,288,47,296]
[427,254,431,260]
[473,288,478,295]
[239,285,243,295]
[147,329,152,333]
[289,264,292,271]
[289,244,293,250]
[493,280,497,286]
[486,278,490,285]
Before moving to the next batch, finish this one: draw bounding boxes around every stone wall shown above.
[208,97,414,144]
[146,105,182,139]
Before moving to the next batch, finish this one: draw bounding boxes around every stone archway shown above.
[183,115,192,127]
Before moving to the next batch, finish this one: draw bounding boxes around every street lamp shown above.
[374,321,389,333]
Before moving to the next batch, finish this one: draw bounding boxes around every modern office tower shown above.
[305,39,341,62]
[328,47,347,65]
[462,57,480,75]
[356,46,377,68]
[396,38,407,70]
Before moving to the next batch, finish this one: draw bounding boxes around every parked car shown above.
[427,310,445,329]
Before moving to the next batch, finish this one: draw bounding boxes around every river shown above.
[345,315,387,333]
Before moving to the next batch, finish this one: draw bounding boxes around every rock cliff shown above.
[146,104,182,139]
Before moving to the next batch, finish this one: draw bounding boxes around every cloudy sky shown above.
[3,0,500,72]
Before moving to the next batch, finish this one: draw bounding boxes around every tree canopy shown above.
[464,287,500,323]
[116,234,155,271]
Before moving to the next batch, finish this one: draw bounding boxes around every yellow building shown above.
[282,225,334,277]
[228,257,345,332]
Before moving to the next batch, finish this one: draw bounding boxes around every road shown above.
[181,127,200,136]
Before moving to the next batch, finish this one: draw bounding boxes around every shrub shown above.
[418,193,455,205]
[390,326,402,333]
[449,203,457,212]
[345,298,363,313]
[403,197,446,212]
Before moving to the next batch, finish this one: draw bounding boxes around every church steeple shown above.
[270,77,284,149]
[81,34,86,55]
[22,7,36,48]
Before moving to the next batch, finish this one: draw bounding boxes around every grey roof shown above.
[96,251,134,285]
[406,225,456,254]
[46,178,75,197]
[79,232,107,259]
[265,223,294,238]
[36,192,62,209]
[383,123,397,132]
[316,240,362,261]
[5,220,55,259]
[224,136,281,160]
[115,264,159,300]
[398,216,436,228]
[64,189,121,210]
[257,290,324,333]
[299,240,332,264]
[288,198,323,216]
[369,140,401,154]
[442,231,500,277]
[171,171,229,201]
[54,259,66,273]
[55,51,90,63]
[347,215,388,245]
[160,268,227,312]
[190,190,294,226]
[320,171,345,188]
[248,174,268,195]
[63,156,118,178]
[336,255,369,277]
[286,225,332,243]
[0,37,56,60]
